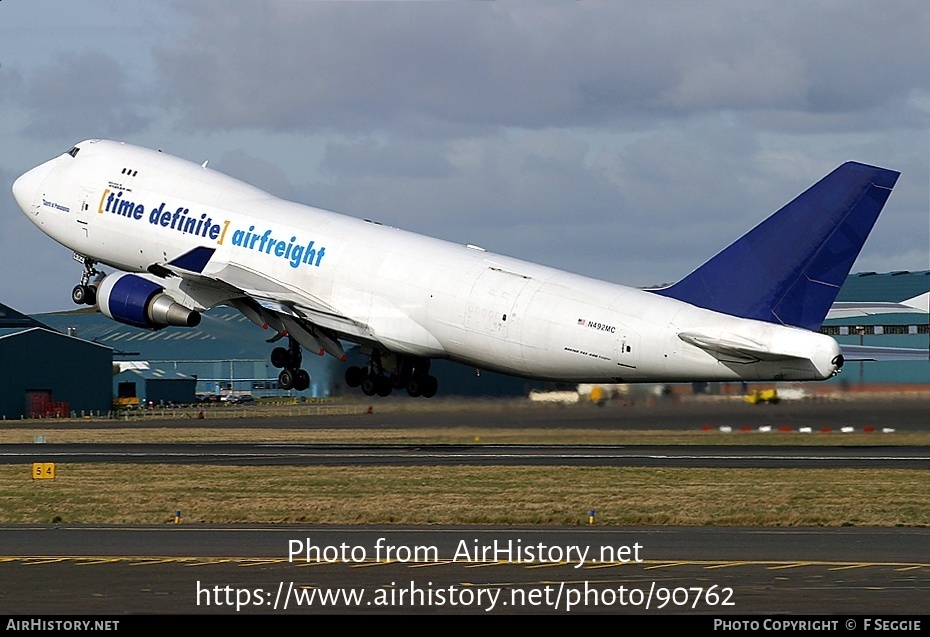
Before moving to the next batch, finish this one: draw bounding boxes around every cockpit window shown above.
[67,146,80,158]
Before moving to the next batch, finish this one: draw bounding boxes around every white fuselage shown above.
[13,140,842,383]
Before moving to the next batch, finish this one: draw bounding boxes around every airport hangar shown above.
[0,304,111,420]
[0,271,926,418]
[823,271,930,386]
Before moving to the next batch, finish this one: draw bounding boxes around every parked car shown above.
[222,394,254,404]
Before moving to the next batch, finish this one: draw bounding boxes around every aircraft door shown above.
[76,187,95,237]
[463,267,532,366]
[614,327,640,379]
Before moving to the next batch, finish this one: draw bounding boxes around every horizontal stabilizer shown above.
[678,332,801,364]
[654,162,900,331]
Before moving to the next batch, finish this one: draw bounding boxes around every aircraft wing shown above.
[150,247,365,359]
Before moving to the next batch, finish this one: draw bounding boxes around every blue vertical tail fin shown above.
[652,162,900,331]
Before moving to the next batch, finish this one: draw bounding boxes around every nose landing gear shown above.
[71,254,100,306]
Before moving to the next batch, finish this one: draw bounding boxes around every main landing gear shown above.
[71,254,100,306]
[343,352,438,398]
[271,336,311,391]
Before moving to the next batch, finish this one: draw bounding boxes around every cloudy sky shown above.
[1,0,928,313]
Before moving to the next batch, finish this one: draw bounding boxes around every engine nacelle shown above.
[96,273,201,329]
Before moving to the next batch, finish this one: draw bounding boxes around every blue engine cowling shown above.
[95,273,201,329]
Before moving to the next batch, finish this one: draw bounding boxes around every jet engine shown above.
[95,273,201,329]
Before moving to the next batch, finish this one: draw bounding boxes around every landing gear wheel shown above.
[421,375,438,398]
[294,369,311,392]
[406,377,423,398]
[270,347,290,369]
[71,284,94,306]
[361,376,378,396]
[344,366,364,388]
[278,368,295,390]
[376,377,393,397]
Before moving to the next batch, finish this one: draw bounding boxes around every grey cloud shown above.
[20,50,150,139]
[298,117,924,288]
[313,132,623,229]
[322,139,454,180]
[0,63,24,103]
[152,2,930,137]
[4,0,927,315]
[214,149,301,201]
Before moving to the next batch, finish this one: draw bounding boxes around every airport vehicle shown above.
[12,140,899,397]
[744,388,780,405]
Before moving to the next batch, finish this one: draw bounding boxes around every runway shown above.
[1,442,928,468]
[10,394,930,431]
[4,396,929,469]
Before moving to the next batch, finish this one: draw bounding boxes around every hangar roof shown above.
[0,303,50,330]
[116,365,196,381]
[0,326,50,339]
[34,306,274,360]
[0,324,112,350]
[836,270,930,303]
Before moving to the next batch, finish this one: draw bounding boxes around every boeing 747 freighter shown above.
[12,140,899,396]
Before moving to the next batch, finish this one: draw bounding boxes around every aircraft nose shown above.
[12,161,54,214]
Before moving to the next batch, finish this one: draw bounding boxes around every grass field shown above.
[3,463,928,526]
